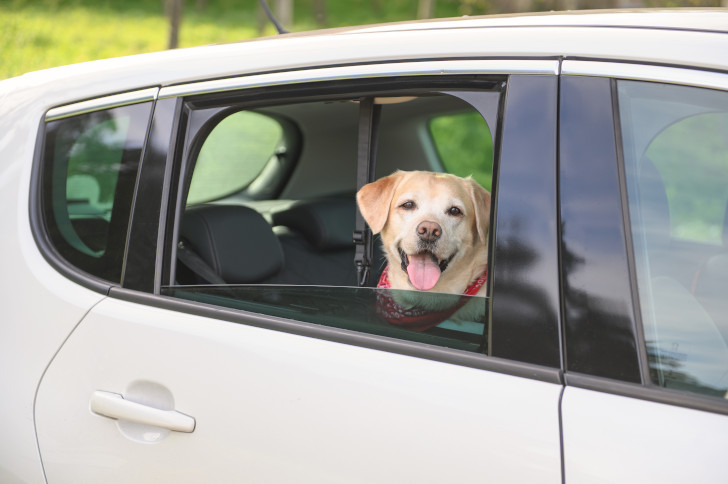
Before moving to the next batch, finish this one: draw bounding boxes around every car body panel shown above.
[0,74,107,483]
[36,297,563,483]
[562,386,728,483]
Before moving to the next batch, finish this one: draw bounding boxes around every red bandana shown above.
[376,265,487,331]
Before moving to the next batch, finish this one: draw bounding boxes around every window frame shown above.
[123,60,565,379]
[30,89,158,292]
[165,78,504,353]
[164,76,507,288]
[561,60,728,416]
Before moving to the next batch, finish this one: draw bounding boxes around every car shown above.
[2,8,728,483]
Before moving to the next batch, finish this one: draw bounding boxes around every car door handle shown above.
[90,390,196,433]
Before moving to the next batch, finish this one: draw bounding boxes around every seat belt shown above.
[177,240,227,285]
[353,97,381,287]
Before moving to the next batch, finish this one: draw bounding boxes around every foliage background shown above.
[1,0,725,80]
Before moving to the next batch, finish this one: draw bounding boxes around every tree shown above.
[166,0,183,49]
[275,0,293,27]
[314,0,328,27]
[418,0,436,19]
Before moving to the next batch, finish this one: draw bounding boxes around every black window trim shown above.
[559,74,643,383]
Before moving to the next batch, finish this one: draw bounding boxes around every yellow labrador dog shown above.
[357,170,491,328]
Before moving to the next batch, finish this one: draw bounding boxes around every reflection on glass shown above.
[163,285,488,353]
[619,80,728,399]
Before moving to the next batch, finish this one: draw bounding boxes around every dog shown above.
[356,170,491,328]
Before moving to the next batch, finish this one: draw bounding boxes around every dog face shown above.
[357,170,491,294]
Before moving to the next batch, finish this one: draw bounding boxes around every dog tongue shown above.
[407,253,441,290]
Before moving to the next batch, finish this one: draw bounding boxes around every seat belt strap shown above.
[177,240,227,285]
[353,97,381,287]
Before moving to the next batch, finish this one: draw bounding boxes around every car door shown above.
[34,61,564,483]
[558,63,728,483]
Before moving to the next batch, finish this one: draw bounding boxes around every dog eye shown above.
[447,206,463,216]
[400,201,416,210]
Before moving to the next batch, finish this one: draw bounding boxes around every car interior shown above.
[172,90,498,290]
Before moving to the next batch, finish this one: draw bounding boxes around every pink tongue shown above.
[406,253,441,290]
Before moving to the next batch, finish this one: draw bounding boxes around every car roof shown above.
[2,9,727,117]
[344,8,728,35]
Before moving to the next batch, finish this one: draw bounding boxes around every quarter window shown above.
[619,80,728,399]
[41,102,152,282]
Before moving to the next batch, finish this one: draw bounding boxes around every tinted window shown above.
[42,102,152,282]
[165,285,487,352]
[619,80,728,398]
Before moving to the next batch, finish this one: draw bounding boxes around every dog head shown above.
[357,170,491,293]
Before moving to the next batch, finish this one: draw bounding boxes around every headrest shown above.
[181,205,283,283]
[273,198,355,251]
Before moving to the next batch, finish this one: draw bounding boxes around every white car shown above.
[2,8,728,483]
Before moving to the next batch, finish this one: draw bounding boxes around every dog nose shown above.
[417,221,442,242]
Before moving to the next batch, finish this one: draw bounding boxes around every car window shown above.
[187,111,283,205]
[164,82,502,355]
[41,102,152,282]
[618,80,728,399]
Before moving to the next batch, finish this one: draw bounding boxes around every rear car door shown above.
[559,62,728,483]
[34,60,564,483]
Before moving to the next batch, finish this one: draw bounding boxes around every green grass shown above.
[0,0,470,80]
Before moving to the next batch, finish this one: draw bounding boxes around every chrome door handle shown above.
[90,390,195,433]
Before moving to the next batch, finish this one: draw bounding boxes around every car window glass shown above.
[165,285,487,352]
[187,111,283,205]
[645,112,728,244]
[166,85,500,354]
[42,102,152,282]
[619,80,728,399]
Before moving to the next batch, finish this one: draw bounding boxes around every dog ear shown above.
[356,172,401,234]
[467,178,491,243]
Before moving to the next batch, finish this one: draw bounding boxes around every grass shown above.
[0,0,469,80]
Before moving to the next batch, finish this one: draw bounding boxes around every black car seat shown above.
[272,197,386,287]
[178,204,285,284]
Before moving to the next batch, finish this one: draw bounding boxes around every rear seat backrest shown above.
[181,205,284,283]
[273,198,355,251]
[272,198,359,286]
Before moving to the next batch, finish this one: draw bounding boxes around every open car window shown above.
[163,79,502,354]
